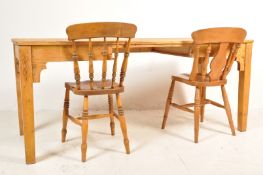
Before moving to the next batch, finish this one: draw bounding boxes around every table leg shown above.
[238,43,253,132]
[14,45,24,136]
[19,46,36,164]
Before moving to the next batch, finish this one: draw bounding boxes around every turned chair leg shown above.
[161,79,176,129]
[81,96,89,162]
[221,86,236,136]
[108,94,115,136]
[62,88,70,142]
[200,87,206,122]
[194,87,201,143]
[116,93,130,154]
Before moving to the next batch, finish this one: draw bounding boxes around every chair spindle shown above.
[101,37,108,89]
[88,38,94,89]
[72,42,81,89]
[201,44,211,81]
[119,38,132,87]
[221,43,240,79]
[112,37,119,88]
[189,45,200,81]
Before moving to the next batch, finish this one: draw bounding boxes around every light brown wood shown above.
[200,87,206,122]
[11,38,253,46]
[112,38,119,88]
[190,28,246,82]
[194,87,201,143]
[161,79,175,129]
[221,86,236,135]
[171,103,194,113]
[61,88,69,142]
[108,94,115,136]
[120,39,132,87]
[88,38,94,89]
[73,48,81,89]
[81,119,88,162]
[11,38,252,83]
[66,22,135,95]
[68,115,82,125]
[13,45,23,136]
[81,96,89,162]
[18,46,36,164]
[161,28,247,143]
[238,42,253,131]
[77,113,114,120]
[61,22,136,161]
[102,37,107,88]
[205,99,225,108]
[12,36,253,163]
[181,103,195,108]
[66,22,136,40]
[116,93,130,154]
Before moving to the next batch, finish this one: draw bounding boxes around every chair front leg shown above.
[81,96,89,162]
[62,88,70,142]
[108,94,115,136]
[161,78,176,129]
[194,87,201,143]
[116,93,130,154]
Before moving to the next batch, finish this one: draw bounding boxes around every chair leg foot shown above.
[61,129,67,143]
[81,143,87,162]
[194,128,199,143]
[110,121,115,136]
[124,138,130,154]
[161,117,167,129]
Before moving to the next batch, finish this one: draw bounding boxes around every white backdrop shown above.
[0,0,262,112]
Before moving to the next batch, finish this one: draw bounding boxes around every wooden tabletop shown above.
[11,38,254,46]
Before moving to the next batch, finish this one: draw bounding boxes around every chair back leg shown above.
[221,86,236,136]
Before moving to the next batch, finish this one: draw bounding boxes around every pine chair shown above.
[61,22,137,162]
[161,27,247,143]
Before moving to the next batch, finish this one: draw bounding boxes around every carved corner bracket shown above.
[236,44,246,71]
[32,63,47,82]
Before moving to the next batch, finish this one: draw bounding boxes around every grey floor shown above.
[1,108,263,175]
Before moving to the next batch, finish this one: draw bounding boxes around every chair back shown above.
[190,27,246,82]
[66,22,137,89]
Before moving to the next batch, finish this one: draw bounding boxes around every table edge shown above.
[11,38,254,46]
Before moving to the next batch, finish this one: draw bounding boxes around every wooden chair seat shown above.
[65,80,124,95]
[172,73,227,86]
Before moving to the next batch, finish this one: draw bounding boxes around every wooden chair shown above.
[61,22,137,161]
[161,27,247,143]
